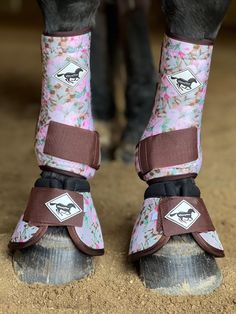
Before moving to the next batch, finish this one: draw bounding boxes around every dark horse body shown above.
[37,0,230,41]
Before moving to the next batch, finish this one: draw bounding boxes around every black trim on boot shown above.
[35,171,90,193]
[144,177,200,199]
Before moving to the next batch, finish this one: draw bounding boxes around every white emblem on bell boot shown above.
[167,69,202,95]
[45,193,82,222]
[165,200,200,230]
[54,61,88,87]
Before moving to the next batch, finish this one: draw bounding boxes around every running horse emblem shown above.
[170,208,195,223]
[57,68,84,83]
[171,76,197,91]
[50,202,76,216]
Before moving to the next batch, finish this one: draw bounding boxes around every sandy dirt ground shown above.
[0,26,235,314]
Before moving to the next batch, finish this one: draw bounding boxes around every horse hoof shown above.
[115,142,135,163]
[138,234,222,295]
[101,146,113,161]
[12,227,94,285]
[94,120,115,161]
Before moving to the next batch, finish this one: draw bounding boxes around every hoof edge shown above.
[13,227,94,285]
[139,235,222,295]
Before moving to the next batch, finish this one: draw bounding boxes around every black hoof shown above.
[101,146,114,161]
[115,142,135,163]
[138,234,222,295]
[13,227,94,285]
[94,120,115,162]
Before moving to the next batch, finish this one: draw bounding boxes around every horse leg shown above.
[91,2,118,161]
[115,0,157,163]
[129,0,230,295]
[9,0,104,285]
[91,0,156,163]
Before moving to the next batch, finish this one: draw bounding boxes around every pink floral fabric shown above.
[199,231,224,251]
[35,33,95,178]
[129,198,163,255]
[74,192,104,250]
[11,215,39,243]
[136,35,213,181]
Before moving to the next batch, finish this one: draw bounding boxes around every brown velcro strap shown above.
[44,121,100,170]
[157,196,215,236]
[138,127,198,175]
[24,187,84,227]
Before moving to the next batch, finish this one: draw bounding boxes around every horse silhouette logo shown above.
[165,200,200,230]
[54,61,88,87]
[57,68,84,83]
[169,208,195,223]
[45,193,82,222]
[167,69,201,95]
[171,77,197,91]
[49,202,76,216]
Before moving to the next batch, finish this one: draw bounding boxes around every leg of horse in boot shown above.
[91,2,118,161]
[115,0,157,163]
[129,0,230,295]
[9,0,104,285]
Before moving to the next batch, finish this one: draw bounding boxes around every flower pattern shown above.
[11,215,39,243]
[129,198,163,255]
[136,35,213,181]
[35,33,95,178]
[129,198,224,257]
[199,231,224,250]
[74,192,104,250]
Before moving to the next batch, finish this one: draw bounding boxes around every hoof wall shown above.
[139,235,222,295]
[13,227,94,285]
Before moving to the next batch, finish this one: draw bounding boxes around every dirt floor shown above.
[0,26,235,314]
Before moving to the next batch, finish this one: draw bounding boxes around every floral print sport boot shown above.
[9,31,104,284]
[129,35,224,295]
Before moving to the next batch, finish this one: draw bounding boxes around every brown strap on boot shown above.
[44,121,100,170]
[137,127,198,175]
[157,196,215,236]
[24,187,84,227]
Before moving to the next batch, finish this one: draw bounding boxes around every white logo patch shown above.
[165,200,200,230]
[167,69,202,95]
[54,61,88,87]
[45,193,82,222]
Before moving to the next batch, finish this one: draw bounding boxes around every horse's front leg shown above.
[9,0,104,285]
[128,0,231,295]
[116,0,157,163]
[91,0,156,163]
